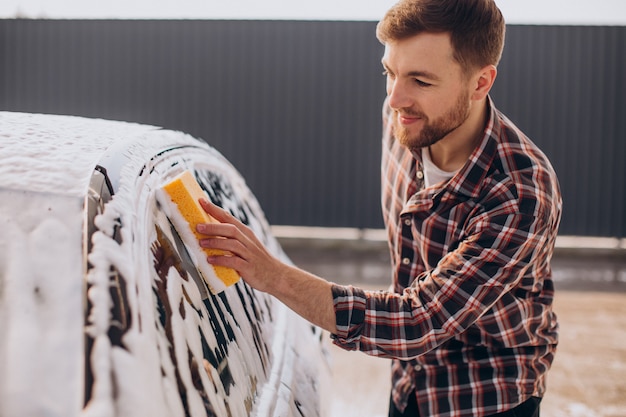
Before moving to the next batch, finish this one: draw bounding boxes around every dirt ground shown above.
[542,291,626,417]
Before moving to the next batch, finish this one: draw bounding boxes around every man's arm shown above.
[196,198,338,334]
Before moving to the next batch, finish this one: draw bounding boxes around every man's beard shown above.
[393,91,471,152]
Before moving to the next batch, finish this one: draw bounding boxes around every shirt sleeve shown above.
[331,207,554,360]
[330,284,367,349]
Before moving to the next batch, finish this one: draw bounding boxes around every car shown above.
[0,111,330,417]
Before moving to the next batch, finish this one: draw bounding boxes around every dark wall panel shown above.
[491,25,625,238]
[0,20,623,237]
[0,20,386,229]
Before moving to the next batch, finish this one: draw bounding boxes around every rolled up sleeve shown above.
[330,284,367,349]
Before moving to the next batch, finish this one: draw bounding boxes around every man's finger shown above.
[198,198,234,223]
[198,198,261,244]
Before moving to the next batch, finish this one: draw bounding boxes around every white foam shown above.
[0,190,84,417]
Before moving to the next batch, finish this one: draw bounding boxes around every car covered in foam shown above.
[0,112,330,417]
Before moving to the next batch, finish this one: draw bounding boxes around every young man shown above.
[196,0,562,416]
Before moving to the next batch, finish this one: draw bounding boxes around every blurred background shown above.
[1,2,625,416]
[0,0,624,238]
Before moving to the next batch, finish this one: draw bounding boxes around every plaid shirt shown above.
[331,97,562,417]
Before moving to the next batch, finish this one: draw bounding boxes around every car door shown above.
[83,130,330,417]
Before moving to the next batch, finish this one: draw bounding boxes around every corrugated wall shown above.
[0,20,624,237]
[491,25,626,238]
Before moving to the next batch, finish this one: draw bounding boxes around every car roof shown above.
[0,112,162,197]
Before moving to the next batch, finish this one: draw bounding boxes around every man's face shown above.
[382,32,472,152]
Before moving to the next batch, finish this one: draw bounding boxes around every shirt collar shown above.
[441,96,500,199]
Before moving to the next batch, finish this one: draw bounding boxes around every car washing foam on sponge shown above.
[159,170,240,294]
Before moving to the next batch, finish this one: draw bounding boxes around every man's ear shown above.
[471,65,497,101]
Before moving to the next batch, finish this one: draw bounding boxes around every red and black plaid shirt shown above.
[331,97,562,417]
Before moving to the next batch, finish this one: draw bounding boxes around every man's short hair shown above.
[376,0,506,73]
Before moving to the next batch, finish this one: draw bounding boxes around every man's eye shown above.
[382,68,397,79]
[415,79,431,87]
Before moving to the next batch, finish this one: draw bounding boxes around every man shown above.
[196,0,562,416]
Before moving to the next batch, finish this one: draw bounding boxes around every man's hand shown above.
[196,198,281,294]
[197,199,338,333]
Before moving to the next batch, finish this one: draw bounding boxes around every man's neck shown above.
[429,99,488,172]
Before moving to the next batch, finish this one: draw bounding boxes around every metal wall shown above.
[0,20,624,237]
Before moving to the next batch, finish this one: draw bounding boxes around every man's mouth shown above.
[397,112,423,126]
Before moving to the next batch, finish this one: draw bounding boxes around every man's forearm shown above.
[269,264,338,334]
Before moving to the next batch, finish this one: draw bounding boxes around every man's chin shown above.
[395,126,424,150]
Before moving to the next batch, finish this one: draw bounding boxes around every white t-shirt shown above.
[421,147,459,188]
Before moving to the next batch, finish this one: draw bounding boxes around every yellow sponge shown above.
[160,170,240,294]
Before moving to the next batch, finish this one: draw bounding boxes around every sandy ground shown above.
[281,241,626,417]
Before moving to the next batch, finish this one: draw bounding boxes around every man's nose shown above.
[387,79,412,110]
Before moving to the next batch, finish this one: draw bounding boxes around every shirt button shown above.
[416,171,424,180]
[403,218,411,226]
[414,364,422,371]
[402,257,411,265]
